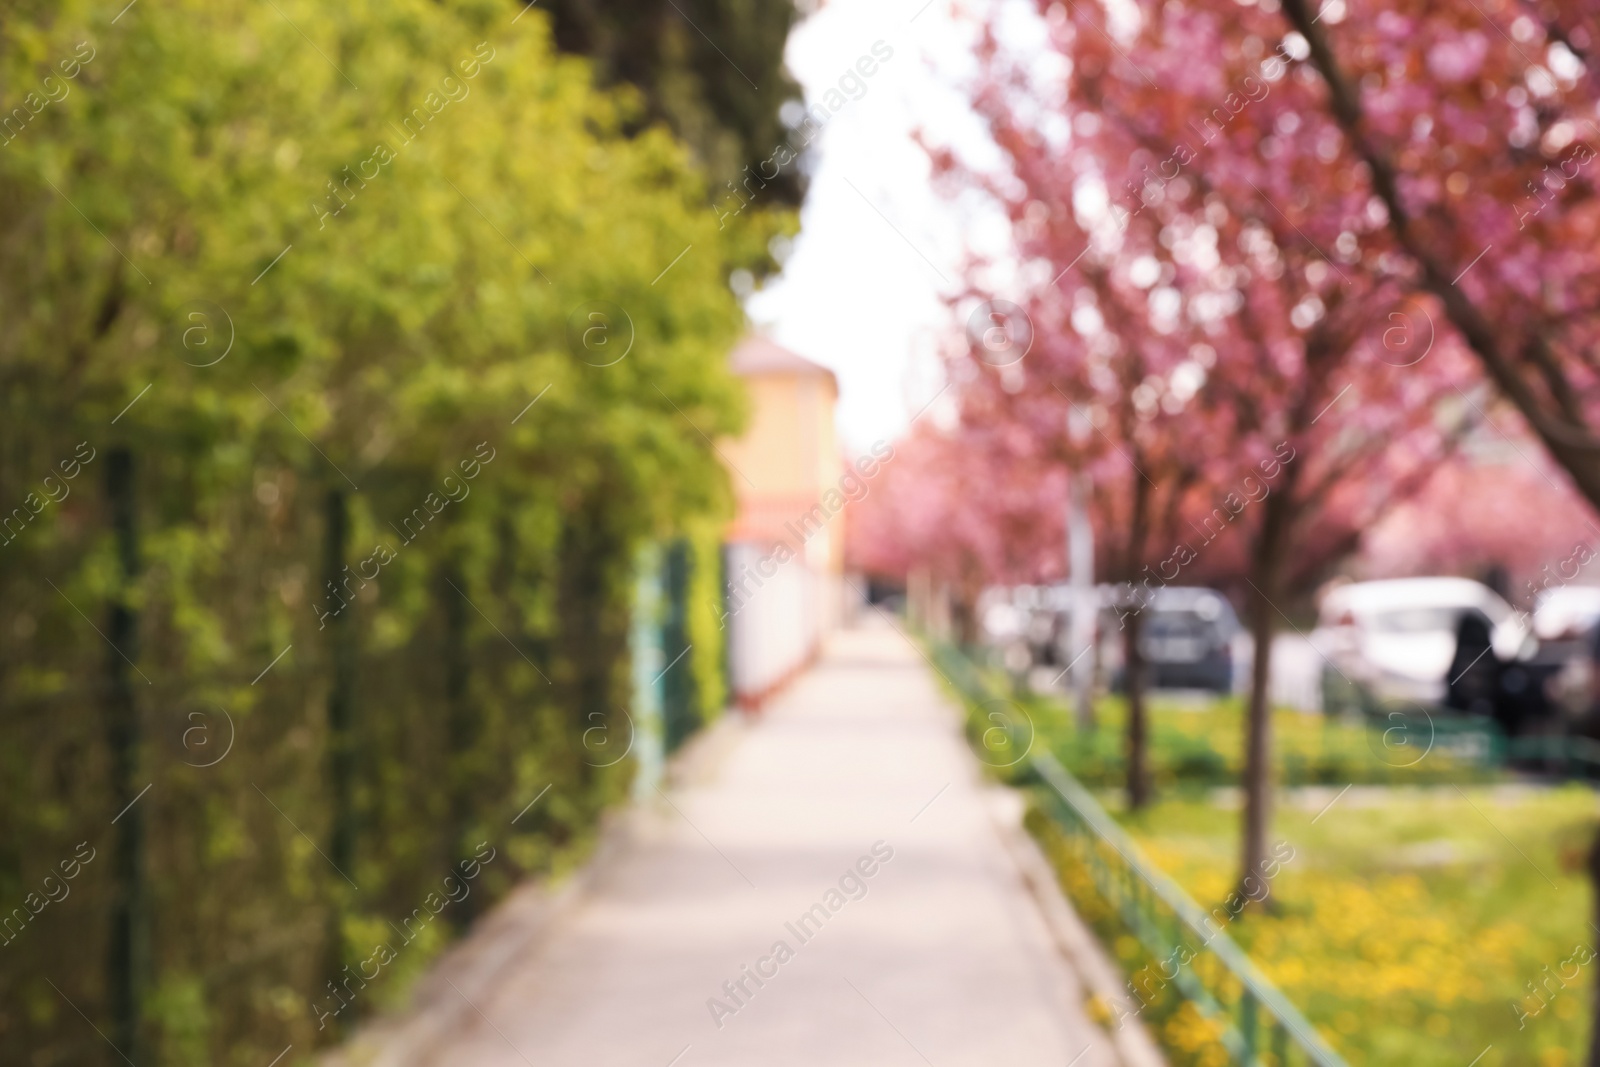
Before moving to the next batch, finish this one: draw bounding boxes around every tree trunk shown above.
[1239,487,1295,902]
[103,447,147,1064]
[1125,607,1150,810]
[1068,469,1097,732]
[1125,471,1152,811]
[952,588,980,650]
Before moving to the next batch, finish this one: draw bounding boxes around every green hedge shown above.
[0,2,768,1063]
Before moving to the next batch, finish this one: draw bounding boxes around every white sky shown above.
[745,0,1020,452]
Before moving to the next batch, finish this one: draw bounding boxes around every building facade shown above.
[720,335,845,707]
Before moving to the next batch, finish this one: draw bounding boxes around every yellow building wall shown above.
[721,369,844,577]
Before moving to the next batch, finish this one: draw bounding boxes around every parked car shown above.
[1104,586,1240,693]
[1526,587,1600,719]
[1315,578,1532,708]
[1533,585,1600,641]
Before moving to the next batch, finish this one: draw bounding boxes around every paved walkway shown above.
[399,622,1114,1066]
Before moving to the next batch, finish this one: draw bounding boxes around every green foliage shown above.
[684,517,729,723]
[538,0,806,209]
[0,1,761,1062]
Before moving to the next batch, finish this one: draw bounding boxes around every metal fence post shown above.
[629,543,665,801]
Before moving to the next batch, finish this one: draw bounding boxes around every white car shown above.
[1315,578,1531,706]
[1533,585,1600,641]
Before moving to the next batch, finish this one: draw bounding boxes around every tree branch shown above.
[1278,0,1600,500]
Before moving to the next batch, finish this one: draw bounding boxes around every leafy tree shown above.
[536,0,806,207]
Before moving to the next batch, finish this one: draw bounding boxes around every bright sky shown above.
[745,0,1019,452]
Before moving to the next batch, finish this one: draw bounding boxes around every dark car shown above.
[1106,587,1239,694]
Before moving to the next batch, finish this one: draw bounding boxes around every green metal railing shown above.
[1356,703,1600,780]
[1031,754,1346,1067]
[1334,669,1600,780]
[930,641,1347,1067]
[1505,731,1600,775]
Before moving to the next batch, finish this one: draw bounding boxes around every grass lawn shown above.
[1106,785,1599,1066]
[1027,690,1494,791]
[937,646,1600,1063]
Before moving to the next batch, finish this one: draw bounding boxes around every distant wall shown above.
[724,541,822,707]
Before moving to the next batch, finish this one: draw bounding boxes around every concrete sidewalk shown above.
[376,621,1121,1067]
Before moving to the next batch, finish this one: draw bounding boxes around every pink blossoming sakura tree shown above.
[938,0,1476,888]
[846,418,1069,644]
[1273,0,1600,510]
[931,214,1239,807]
[1071,0,1600,1048]
[1362,425,1599,598]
